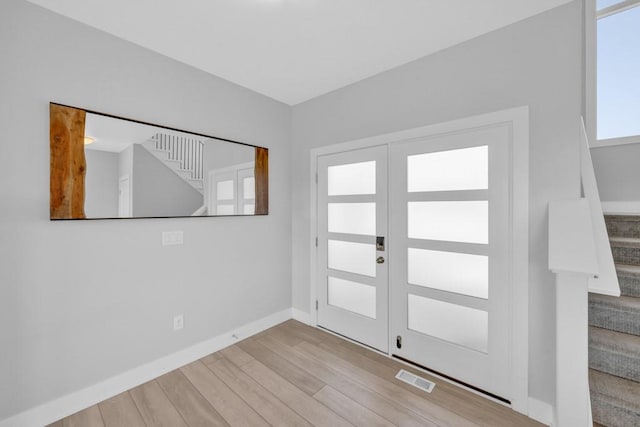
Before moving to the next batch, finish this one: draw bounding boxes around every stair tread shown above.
[606,215,640,221]
[590,326,640,355]
[154,157,181,164]
[590,369,640,411]
[610,236,640,248]
[617,264,640,277]
[590,293,640,311]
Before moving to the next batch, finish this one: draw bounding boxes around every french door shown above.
[316,146,388,352]
[389,125,511,399]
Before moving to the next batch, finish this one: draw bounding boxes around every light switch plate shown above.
[162,231,183,246]
[173,314,184,331]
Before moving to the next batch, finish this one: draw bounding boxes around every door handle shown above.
[376,256,385,264]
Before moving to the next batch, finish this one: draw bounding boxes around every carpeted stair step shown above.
[610,237,640,266]
[617,264,640,297]
[589,293,640,336]
[606,215,640,239]
[589,326,640,382]
[590,369,640,427]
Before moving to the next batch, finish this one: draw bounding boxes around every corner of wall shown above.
[291,307,313,325]
[528,397,554,426]
[0,309,293,427]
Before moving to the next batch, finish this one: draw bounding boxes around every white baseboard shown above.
[602,201,640,215]
[528,397,553,426]
[1,307,553,427]
[291,308,313,325]
[0,309,291,427]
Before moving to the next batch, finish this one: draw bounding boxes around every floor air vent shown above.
[395,369,436,393]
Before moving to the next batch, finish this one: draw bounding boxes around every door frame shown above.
[118,174,132,218]
[308,106,530,414]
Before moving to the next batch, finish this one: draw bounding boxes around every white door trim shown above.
[118,174,132,218]
[309,106,529,414]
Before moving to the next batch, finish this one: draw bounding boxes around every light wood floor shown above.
[49,320,543,426]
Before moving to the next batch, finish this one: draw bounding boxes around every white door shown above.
[209,171,236,215]
[317,145,388,352]
[118,175,131,218]
[389,125,511,399]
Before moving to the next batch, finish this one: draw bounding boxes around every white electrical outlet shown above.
[173,314,184,331]
[162,231,184,246]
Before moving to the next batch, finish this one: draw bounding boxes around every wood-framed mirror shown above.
[50,103,268,220]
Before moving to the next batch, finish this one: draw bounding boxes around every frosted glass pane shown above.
[408,146,487,192]
[243,204,255,215]
[243,177,255,199]
[328,240,376,277]
[408,249,488,299]
[328,161,375,196]
[217,204,234,215]
[408,201,488,244]
[328,277,376,319]
[328,203,376,235]
[408,294,488,353]
[217,180,234,200]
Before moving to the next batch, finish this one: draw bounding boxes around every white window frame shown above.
[207,161,255,216]
[586,0,640,147]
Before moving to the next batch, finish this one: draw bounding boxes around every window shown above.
[207,163,255,215]
[595,0,640,142]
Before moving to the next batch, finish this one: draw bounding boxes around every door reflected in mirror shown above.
[50,103,268,219]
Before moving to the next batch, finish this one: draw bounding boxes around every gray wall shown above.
[132,145,203,217]
[0,0,291,421]
[84,150,119,218]
[291,1,583,406]
[204,138,255,172]
[592,144,640,202]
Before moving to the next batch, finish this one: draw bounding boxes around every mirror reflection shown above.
[50,103,268,219]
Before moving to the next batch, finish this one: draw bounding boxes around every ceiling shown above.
[85,112,210,153]
[27,0,573,105]
[84,112,160,153]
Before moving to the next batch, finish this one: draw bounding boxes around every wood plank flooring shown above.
[49,320,543,426]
